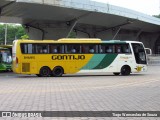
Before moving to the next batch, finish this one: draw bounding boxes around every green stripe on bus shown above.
[81,54,106,70]
[93,54,118,69]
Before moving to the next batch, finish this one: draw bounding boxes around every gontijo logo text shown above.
[52,55,85,60]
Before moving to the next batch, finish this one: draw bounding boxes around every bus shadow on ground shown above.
[64,74,145,77]
[0,71,12,73]
[13,73,146,79]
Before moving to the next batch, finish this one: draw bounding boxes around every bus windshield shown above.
[132,43,146,64]
[0,50,12,64]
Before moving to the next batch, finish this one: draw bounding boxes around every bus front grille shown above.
[22,63,30,72]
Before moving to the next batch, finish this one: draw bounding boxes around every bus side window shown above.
[36,44,48,54]
[121,44,131,53]
[115,45,121,53]
[89,47,94,53]
[32,44,36,54]
[43,48,47,53]
[38,47,43,53]
[50,45,59,53]
[65,44,81,54]
[21,43,34,54]
[99,45,105,53]
[20,44,24,53]
[57,45,63,53]
[53,48,58,53]
[106,47,112,53]
[105,45,113,53]
[42,45,48,54]
[89,45,97,53]
[27,44,33,54]
[71,48,76,53]
[21,44,28,54]
[81,45,89,53]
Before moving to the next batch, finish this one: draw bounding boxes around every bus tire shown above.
[113,72,120,75]
[52,66,64,77]
[121,65,131,76]
[39,66,51,77]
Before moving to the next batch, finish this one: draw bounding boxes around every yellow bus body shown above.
[12,38,101,75]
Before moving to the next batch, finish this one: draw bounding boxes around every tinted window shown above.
[36,44,48,54]
[99,44,131,54]
[81,44,98,53]
[100,44,114,53]
[65,44,81,54]
[21,44,33,54]
[21,43,65,54]
[20,43,131,55]
[49,44,64,54]
[21,44,49,54]
[115,44,131,53]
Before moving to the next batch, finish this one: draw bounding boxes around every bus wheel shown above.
[121,65,131,76]
[52,66,64,77]
[39,66,51,77]
[113,72,120,75]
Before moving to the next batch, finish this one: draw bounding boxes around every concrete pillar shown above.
[139,32,159,53]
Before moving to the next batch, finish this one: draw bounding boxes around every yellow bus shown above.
[12,38,150,77]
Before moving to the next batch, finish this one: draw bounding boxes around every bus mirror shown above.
[145,48,152,55]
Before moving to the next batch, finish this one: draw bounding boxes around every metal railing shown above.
[147,54,160,65]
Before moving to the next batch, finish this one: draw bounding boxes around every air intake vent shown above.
[22,63,30,72]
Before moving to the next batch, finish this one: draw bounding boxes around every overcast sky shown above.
[93,0,160,15]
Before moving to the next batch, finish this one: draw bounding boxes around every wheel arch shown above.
[122,65,131,71]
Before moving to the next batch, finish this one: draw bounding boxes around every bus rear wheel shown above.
[52,66,64,77]
[121,65,131,76]
[39,66,51,77]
